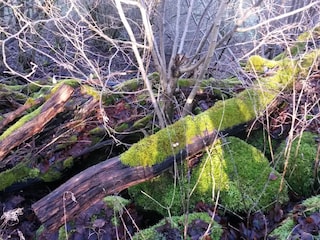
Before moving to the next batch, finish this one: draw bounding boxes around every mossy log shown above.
[32,125,223,231]
[0,77,163,192]
[0,97,45,133]
[0,84,74,164]
[0,81,108,191]
[31,49,319,232]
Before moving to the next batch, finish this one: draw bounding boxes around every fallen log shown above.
[0,84,74,165]
[31,84,281,231]
[32,126,220,232]
[0,97,45,132]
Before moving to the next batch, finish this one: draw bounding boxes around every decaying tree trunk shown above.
[32,127,220,232]
[0,85,74,165]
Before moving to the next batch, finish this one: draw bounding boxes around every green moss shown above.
[136,92,149,104]
[63,157,74,169]
[120,49,320,168]
[299,50,320,75]
[177,78,195,87]
[35,225,45,240]
[103,196,130,214]
[129,172,184,216]
[133,212,222,240]
[40,167,62,182]
[0,84,28,102]
[26,81,43,93]
[89,126,105,136]
[269,218,295,239]
[196,137,288,212]
[246,55,280,72]
[53,79,80,89]
[25,97,38,106]
[58,225,68,240]
[130,137,287,215]
[132,115,152,129]
[57,135,78,150]
[30,86,51,99]
[302,194,320,214]
[113,72,160,92]
[275,131,319,197]
[114,78,141,92]
[0,106,42,141]
[177,77,241,89]
[297,25,320,41]
[80,84,111,104]
[0,79,82,141]
[0,163,40,191]
[81,85,101,100]
[274,26,320,61]
[115,123,129,132]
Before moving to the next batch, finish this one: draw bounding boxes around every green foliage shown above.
[275,131,319,196]
[129,137,287,215]
[132,212,222,240]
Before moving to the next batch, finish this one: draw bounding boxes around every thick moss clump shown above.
[275,131,319,197]
[246,129,280,159]
[129,137,287,215]
[132,212,222,240]
[193,137,287,212]
[246,55,280,72]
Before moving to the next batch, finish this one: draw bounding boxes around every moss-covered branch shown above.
[120,49,319,167]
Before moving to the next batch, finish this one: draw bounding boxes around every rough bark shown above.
[0,84,74,165]
[32,127,219,232]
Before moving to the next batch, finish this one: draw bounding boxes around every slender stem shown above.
[115,0,165,128]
